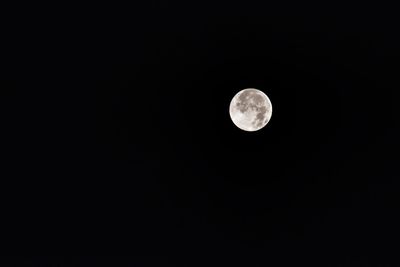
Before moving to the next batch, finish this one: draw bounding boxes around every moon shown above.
[229,88,272,131]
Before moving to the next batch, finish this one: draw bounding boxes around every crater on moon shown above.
[229,88,272,131]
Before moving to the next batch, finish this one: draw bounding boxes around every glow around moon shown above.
[229,88,272,131]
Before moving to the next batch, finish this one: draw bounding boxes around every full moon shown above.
[229,88,272,131]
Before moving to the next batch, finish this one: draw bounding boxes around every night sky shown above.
[3,2,400,266]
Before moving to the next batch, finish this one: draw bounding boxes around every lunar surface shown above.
[229,88,272,131]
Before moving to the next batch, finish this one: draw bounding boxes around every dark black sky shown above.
[3,2,400,267]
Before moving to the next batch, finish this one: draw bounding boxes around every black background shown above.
[2,2,400,266]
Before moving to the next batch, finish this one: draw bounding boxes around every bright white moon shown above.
[229,88,272,131]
